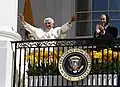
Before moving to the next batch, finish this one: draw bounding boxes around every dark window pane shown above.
[76,0,91,11]
[109,12,120,19]
[110,0,120,10]
[92,12,108,20]
[92,0,108,10]
[77,13,91,21]
[92,21,98,35]
[76,22,91,36]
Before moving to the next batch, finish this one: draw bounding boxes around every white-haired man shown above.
[19,14,77,40]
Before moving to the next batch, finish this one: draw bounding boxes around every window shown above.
[75,0,120,36]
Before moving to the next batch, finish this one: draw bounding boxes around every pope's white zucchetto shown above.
[44,17,54,23]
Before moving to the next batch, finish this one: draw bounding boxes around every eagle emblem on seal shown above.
[68,56,84,73]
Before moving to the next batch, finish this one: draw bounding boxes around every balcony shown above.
[11,37,120,87]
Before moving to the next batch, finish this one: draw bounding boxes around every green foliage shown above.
[27,62,59,76]
[91,59,120,74]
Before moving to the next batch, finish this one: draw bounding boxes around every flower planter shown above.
[28,74,117,86]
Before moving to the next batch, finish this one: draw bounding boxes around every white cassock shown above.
[23,22,73,40]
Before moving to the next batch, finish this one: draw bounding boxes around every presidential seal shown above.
[58,48,91,81]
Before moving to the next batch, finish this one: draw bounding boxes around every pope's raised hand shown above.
[18,14,25,24]
[70,15,77,22]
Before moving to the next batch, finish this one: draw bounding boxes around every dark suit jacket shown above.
[105,26,118,38]
[93,26,118,48]
[94,26,118,38]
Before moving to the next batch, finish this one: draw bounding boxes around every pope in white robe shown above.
[19,14,77,40]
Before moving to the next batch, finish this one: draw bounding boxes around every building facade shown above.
[18,0,120,39]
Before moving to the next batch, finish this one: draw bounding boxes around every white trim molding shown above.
[0,27,21,41]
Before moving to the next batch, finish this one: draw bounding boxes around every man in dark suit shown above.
[93,14,118,48]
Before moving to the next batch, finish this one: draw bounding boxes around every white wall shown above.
[0,0,18,32]
[0,41,13,87]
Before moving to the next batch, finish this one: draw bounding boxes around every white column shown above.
[0,0,18,31]
[0,41,13,87]
[0,0,21,41]
[0,0,22,87]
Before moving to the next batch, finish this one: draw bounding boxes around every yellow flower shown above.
[113,52,118,58]
[118,52,120,60]
[108,49,112,57]
[98,58,102,63]
[95,52,102,59]
[25,49,63,65]
[88,48,120,63]
[89,51,102,59]
[103,49,107,56]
